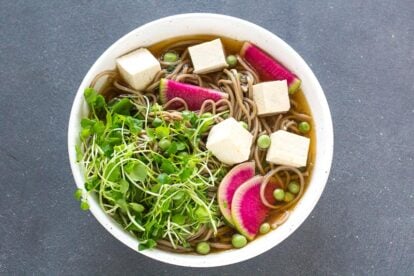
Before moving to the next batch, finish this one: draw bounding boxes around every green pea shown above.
[158,139,171,151]
[259,223,271,234]
[298,121,311,134]
[284,192,294,202]
[74,189,83,201]
[239,121,248,130]
[163,52,179,62]
[257,134,271,149]
[226,55,237,66]
[196,242,210,255]
[80,201,89,211]
[152,117,163,127]
[232,234,247,248]
[273,189,285,201]
[288,181,300,194]
[157,173,169,184]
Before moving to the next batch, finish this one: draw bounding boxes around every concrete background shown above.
[0,1,413,275]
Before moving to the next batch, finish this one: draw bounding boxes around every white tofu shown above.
[116,48,161,90]
[266,130,310,167]
[206,117,253,165]
[252,80,290,116]
[188,39,228,74]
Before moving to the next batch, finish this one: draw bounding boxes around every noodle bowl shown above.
[68,14,333,267]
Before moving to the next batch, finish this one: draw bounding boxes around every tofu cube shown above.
[188,39,228,74]
[206,118,253,165]
[252,80,290,116]
[116,48,161,90]
[266,130,310,167]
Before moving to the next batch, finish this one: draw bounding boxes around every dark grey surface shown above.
[0,1,413,275]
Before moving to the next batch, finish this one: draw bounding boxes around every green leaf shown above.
[95,95,106,110]
[155,126,170,138]
[101,142,114,157]
[195,206,209,221]
[93,120,105,135]
[176,142,186,151]
[172,191,185,201]
[161,159,175,174]
[199,118,214,133]
[126,117,142,134]
[172,214,186,225]
[146,128,156,139]
[138,239,157,251]
[151,183,161,193]
[179,167,193,181]
[81,118,95,128]
[75,145,83,162]
[111,98,133,115]
[116,198,128,211]
[105,163,121,182]
[166,142,178,155]
[84,88,97,107]
[106,190,123,201]
[119,179,129,194]
[127,162,147,182]
[85,177,99,191]
[80,128,91,140]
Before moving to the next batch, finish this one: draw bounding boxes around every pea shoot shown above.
[77,88,228,251]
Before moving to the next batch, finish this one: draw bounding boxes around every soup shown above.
[75,35,315,254]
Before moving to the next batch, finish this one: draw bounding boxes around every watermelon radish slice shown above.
[231,175,274,240]
[159,79,228,110]
[240,42,301,94]
[217,162,255,226]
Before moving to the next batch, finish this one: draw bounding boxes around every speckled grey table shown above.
[1,1,413,275]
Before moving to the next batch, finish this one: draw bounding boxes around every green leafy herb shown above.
[76,89,229,250]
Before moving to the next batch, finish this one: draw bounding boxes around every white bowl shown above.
[68,13,333,267]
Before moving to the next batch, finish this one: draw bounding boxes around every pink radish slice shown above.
[240,42,301,94]
[231,175,270,240]
[217,162,256,226]
[159,79,228,110]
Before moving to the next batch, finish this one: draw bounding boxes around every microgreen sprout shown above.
[77,88,228,250]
